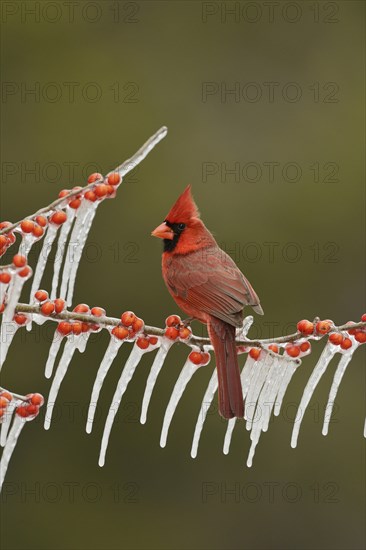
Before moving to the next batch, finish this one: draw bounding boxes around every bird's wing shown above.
[164,246,262,327]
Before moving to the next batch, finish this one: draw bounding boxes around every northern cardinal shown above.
[152,186,263,419]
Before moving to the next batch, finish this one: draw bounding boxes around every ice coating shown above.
[274,360,300,417]
[223,355,257,455]
[86,336,124,434]
[291,342,337,448]
[66,202,98,306]
[44,338,79,430]
[45,329,64,379]
[0,279,10,306]
[160,359,200,449]
[98,345,146,467]
[29,223,59,305]
[322,348,356,436]
[0,399,21,447]
[59,200,90,305]
[245,352,273,431]
[191,369,218,458]
[140,338,173,424]
[0,415,26,492]
[50,208,76,299]
[18,233,37,259]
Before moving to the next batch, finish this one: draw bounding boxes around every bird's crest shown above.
[165,185,200,223]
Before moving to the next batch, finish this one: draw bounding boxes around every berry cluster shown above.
[0,222,16,257]
[0,255,32,314]
[164,315,192,341]
[111,311,144,341]
[16,393,44,420]
[57,303,106,336]
[188,350,211,366]
[20,215,48,238]
[136,335,159,350]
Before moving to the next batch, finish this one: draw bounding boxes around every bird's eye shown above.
[177,223,185,231]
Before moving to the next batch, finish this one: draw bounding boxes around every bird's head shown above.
[151,185,213,254]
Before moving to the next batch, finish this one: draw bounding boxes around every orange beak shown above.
[151,222,174,240]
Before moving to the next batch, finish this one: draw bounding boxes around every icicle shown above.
[86,336,124,434]
[291,342,337,448]
[45,329,64,379]
[66,202,98,306]
[261,357,288,433]
[58,201,90,306]
[44,337,79,430]
[0,399,21,447]
[18,233,36,259]
[191,370,218,458]
[160,359,200,448]
[75,332,90,354]
[322,348,356,436]
[28,223,59,304]
[0,415,25,492]
[0,280,10,306]
[245,352,273,431]
[50,208,76,299]
[0,322,19,372]
[246,356,282,467]
[140,338,174,424]
[274,360,300,417]
[98,345,145,467]
[364,417,366,438]
[223,355,256,456]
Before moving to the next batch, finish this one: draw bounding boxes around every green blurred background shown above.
[1,1,365,549]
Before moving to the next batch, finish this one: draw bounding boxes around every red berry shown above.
[249,348,261,360]
[354,331,366,344]
[121,311,136,327]
[13,254,27,267]
[84,190,97,202]
[91,306,106,317]
[16,406,29,418]
[132,317,144,333]
[87,172,103,184]
[316,320,332,335]
[0,272,11,284]
[58,189,70,198]
[189,351,203,365]
[32,224,44,238]
[201,352,211,365]
[165,315,181,327]
[95,184,108,198]
[179,326,192,340]
[361,313,366,322]
[18,266,31,277]
[299,341,311,353]
[107,172,121,186]
[136,337,150,350]
[50,211,67,225]
[71,322,82,335]
[14,313,28,325]
[41,301,55,315]
[329,333,343,345]
[73,303,90,313]
[148,336,158,346]
[0,235,8,247]
[285,344,300,358]
[346,322,357,335]
[268,344,279,353]
[35,215,47,227]
[26,404,39,416]
[28,392,43,405]
[69,198,81,209]
[57,321,72,335]
[0,303,5,314]
[54,298,66,313]
[81,322,90,333]
[20,220,34,233]
[0,396,10,408]
[34,289,48,302]
[297,320,314,335]
[0,391,12,402]
[112,326,129,340]
[341,338,352,350]
[165,327,179,340]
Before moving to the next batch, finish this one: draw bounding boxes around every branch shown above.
[14,303,366,348]
[0,126,168,236]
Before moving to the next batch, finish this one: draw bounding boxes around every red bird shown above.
[152,186,263,419]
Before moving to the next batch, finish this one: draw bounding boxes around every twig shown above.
[0,126,168,236]
[14,303,366,348]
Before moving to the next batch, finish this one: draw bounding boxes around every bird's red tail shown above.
[208,317,244,419]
